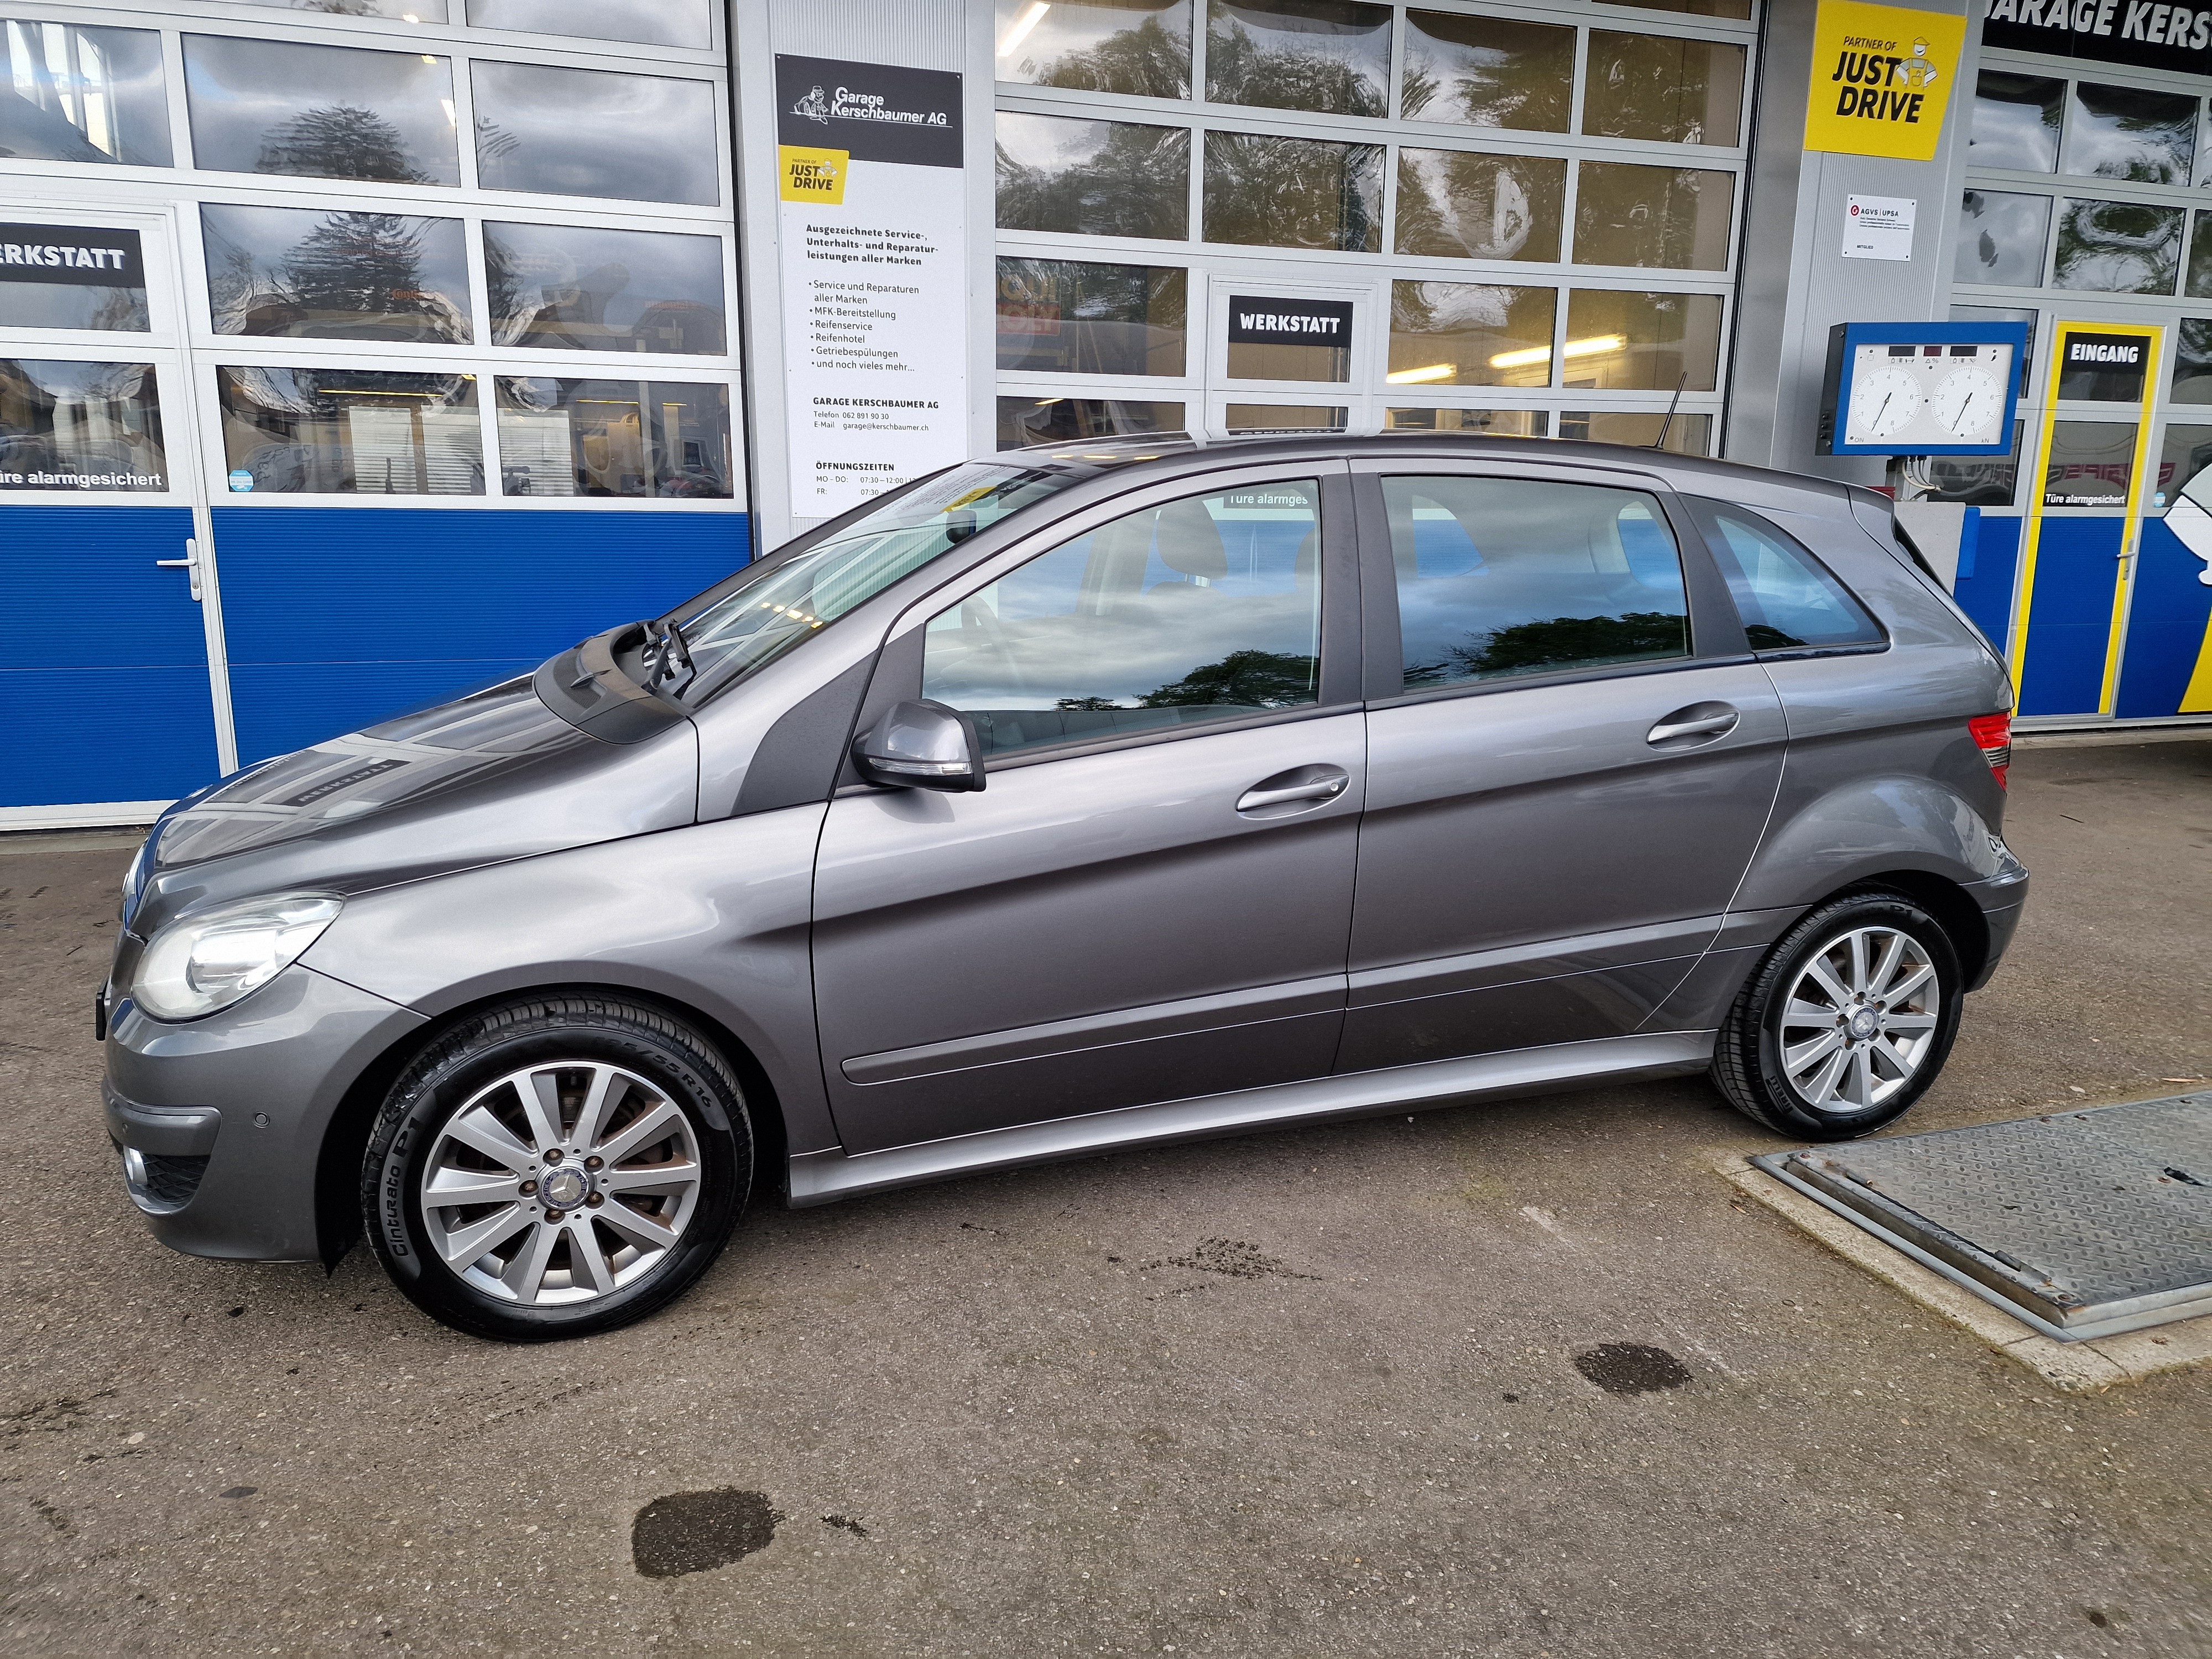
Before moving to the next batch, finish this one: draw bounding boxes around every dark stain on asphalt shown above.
[1151,1238,1319,1280]
[1573,1343,1691,1396]
[821,1514,870,1538]
[221,1486,257,1499]
[632,1489,783,1578]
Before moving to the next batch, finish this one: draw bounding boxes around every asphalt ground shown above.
[2,736,2208,1657]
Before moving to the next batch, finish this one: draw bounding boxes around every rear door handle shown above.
[1236,764,1350,817]
[1647,703,1739,747]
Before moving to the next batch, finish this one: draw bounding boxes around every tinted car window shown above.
[1382,474,1690,691]
[922,479,1323,756]
[1692,501,1881,651]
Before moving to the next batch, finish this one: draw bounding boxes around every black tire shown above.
[362,994,750,1342]
[1711,890,1964,1140]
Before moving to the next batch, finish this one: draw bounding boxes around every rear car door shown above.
[1339,456,1786,1072]
[811,462,1364,1154]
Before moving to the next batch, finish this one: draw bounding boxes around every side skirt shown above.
[786,1031,1717,1207]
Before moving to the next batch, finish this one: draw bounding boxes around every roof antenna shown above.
[1651,373,1688,451]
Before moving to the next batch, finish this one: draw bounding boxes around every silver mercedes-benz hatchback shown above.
[101,435,2027,1340]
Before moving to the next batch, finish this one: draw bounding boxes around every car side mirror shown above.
[852,698,985,792]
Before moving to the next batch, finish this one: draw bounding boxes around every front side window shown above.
[1383,474,1691,691]
[472,62,718,205]
[0,358,164,490]
[1693,503,1881,652]
[202,204,471,343]
[922,479,1323,756]
[493,377,729,498]
[218,367,479,494]
[0,20,170,166]
[184,36,458,185]
[486,223,726,354]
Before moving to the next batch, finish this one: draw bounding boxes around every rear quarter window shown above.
[1689,500,1884,653]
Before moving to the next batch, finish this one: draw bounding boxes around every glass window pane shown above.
[1953,190,2049,286]
[0,225,147,330]
[997,395,1186,447]
[2053,198,2183,295]
[1389,279,1557,388]
[203,205,470,343]
[1202,131,1381,251]
[1559,290,1722,391]
[473,62,717,205]
[2187,212,2212,301]
[1572,161,1734,270]
[1582,32,1744,148]
[1558,410,1710,454]
[486,222,724,354]
[996,257,1186,375]
[2155,422,2212,507]
[2042,421,2137,508]
[1206,0,1390,118]
[921,479,1323,757]
[1969,72,2062,172]
[467,0,711,49]
[0,358,164,489]
[1383,475,1690,690]
[1400,11,1571,131]
[1224,403,1344,431]
[995,0,1192,98]
[1228,334,1346,382]
[2172,316,2212,405]
[0,20,170,165]
[2064,82,2197,184]
[1383,406,1547,435]
[184,37,457,185]
[1700,505,1881,650]
[1394,148,1564,262]
[1603,0,1750,14]
[995,112,1190,239]
[494,376,729,498]
[223,0,447,17]
[220,367,479,494]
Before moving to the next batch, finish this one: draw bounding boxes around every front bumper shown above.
[103,964,427,1261]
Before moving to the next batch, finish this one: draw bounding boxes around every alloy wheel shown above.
[418,1060,703,1306]
[1776,925,1943,1114]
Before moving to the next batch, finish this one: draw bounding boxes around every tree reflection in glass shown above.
[1398,11,1571,132]
[996,112,1191,239]
[1573,162,1733,270]
[1581,32,1744,147]
[2187,213,2212,301]
[1952,190,2051,286]
[995,0,1191,98]
[2167,316,2212,406]
[995,258,1186,376]
[472,62,718,205]
[1395,149,1564,262]
[1969,72,2063,173]
[1389,280,1557,387]
[1206,0,1390,118]
[2053,198,2183,295]
[2063,83,2197,184]
[1202,131,1380,250]
[484,222,726,354]
[183,36,458,184]
[203,204,470,342]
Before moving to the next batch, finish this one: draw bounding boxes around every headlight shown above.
[132,894,343,1022]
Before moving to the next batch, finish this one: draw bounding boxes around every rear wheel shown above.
[362,995,749,1341]
[1712,891,1963,1139]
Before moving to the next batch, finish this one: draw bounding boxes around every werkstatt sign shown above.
[1803,1,1966,161]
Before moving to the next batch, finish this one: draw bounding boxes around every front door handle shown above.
[1647,702,1739,747]
[156,538,204,602]
[1235,763,1350,817]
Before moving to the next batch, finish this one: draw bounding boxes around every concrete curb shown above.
[1710,1150,2212,1393]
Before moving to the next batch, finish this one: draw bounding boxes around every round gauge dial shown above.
[1931,366,2001,439]
[1849,366,1923,439]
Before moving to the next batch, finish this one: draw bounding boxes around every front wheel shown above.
[362,996,750,1341]
[1711,891,1963,1139]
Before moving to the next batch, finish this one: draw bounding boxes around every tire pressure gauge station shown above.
[1815,320,2030,456]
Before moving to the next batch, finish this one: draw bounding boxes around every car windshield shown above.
[672,461,1082,692]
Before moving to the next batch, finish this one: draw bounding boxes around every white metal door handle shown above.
[156,539,202,602]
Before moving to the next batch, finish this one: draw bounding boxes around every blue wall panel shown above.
[211,507,750,761]
[1952,512,2020,655]
[2115,519,2212,718]
[2018,518,2122,717]
[2,505,223,806]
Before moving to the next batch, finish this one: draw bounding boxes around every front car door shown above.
[811,461,1365,1154]
[1340,455,1786,1072]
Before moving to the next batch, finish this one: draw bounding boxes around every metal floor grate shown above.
[1754,1093,2212,1342]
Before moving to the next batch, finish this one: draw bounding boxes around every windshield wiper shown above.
[639,617,696,695]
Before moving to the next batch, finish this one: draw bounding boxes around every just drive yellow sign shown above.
[1804,1,1965,161]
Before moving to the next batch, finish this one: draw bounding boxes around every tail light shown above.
[1968,712,2012,790]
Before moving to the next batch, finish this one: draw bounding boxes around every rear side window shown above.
[1380,474,1692,692]
[1694,502,1883,653]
